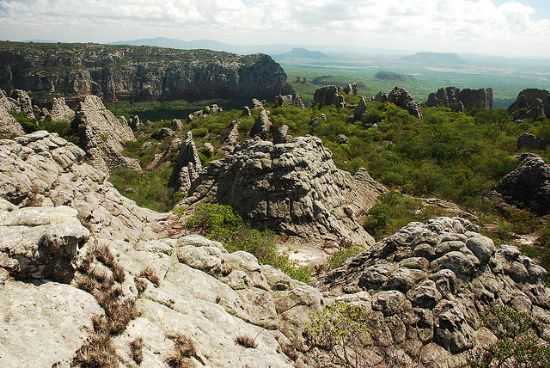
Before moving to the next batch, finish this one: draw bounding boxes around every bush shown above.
[304,303,371,368]
[185,203,312,282]
[469,305,550,368]
[326,246,365,270]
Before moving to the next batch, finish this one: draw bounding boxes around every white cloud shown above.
[0,0,549,57]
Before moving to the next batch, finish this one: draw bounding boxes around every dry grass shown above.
[165,334,199,368]
[138,267,161,287]
[235,335,257,349]
[129,337,144,365]
[135,277,148,295]
[280,343,298,361]
[72,316,118,368]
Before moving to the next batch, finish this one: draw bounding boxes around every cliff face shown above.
[0,42,291,103]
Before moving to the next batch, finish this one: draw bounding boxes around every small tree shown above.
[304,303,371,368]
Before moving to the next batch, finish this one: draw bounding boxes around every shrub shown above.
[326,246,365,270]
[469,305,550,368]
[186,203,312,282]
[304,302,371,368]
[235,335,257,349]
[138,267,161,287]
[72,315,119,368]
[129,337,144,365]
[165,334,199,368]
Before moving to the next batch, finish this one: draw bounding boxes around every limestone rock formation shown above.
[48,97,75,122]
[0,42,291,102]
[75,95,140,173]
[188,103,224,121]
[0,131,320,368]
[182,136,387,245]
[509,89,550,120]
[0,103,24,139]
[10,89,35,119]
[221,119,240,153]
[427,87,493,112]
[170,132,202,195]
[274,94,305,109]
[320,217,550,366]
[377,87,423,119]
[496,153,550,215]
[313,85,346,108]
[352,96,368,121]
[249,109,273,139]
[273,125,289,144]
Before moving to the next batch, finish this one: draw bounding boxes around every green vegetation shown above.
[107,99,226,122]
[470,305,550,368]
[325,246,365,270]
[304,302,371,368]
[14,113,80,145]
[185,203,312,282]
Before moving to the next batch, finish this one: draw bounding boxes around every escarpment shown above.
[0,42,292,103]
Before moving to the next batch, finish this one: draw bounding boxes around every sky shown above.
[1,0,550,58]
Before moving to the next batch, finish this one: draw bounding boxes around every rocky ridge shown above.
[182,135,387,246]
[0,131,321,367]
[426,87,493,112]
[376,87,423,119]
[0,42,292,103]
[508,89,550,120]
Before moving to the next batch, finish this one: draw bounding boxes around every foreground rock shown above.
[0,42,291,102]
[426,87,493,112]
[496,153,550,215]
[509,89,550,120]
[0,131,320,368]
[320,217,550,366]
[0,103,24,139]
[376,87,423,119]
[75,95,141,173]
[183,135,386,246]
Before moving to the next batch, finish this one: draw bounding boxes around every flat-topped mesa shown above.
[426,87,493,112]
[376,87,423,119]
[170,131,202,195]
[75,95,140,173]
[496,153,550,215]
[182,135,386,246]
[0,42,292,102]
[320,217,550,366]
[508,89,550,120]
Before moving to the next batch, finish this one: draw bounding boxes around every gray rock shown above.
[517,132,549,150]
[48,97,75,122]
[151,127,174,140]
[171,119,184,131]
[221,119,240,152]
[387,87,423,119]
[427,87,493,111]
[273,125,289,144]
[336,134,349,144]
[249,109,272,139]
[509,89,550,120]
[0,102,24,139]
[170,131,202,194]
[313,85,345,108]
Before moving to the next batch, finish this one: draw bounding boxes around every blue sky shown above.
[1,0,550,57]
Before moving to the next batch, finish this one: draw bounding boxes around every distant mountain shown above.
[274,48,328,60]
[375,71,412,81]
[402,52,465,65]
[111,37,234,52]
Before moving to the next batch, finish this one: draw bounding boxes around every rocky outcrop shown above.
[10,89,34,119]
[0,131,320,368]
[182,136,386,246]
[0,103,24,139]
[188,103,223,121]
[48,97,75,122]
[274,94,305,109]
[170,132,202,194]
[509,89,550,120]
[380,87,423,119]
[352,96,368,121]
[427,87,493,112]
[517,132,549,150]
[75,95,140,173]
[313,85,345,108]
[496,153,550,215]
[221,119,240,153]
[0,42,292,103]
[249,109,273,139]
[320,217,550,366]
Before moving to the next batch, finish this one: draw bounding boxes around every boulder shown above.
[182,136,386,245]
[75,95,140,173]
[151,127,174,140]
[496,153,550,215]
[273,125,289,144]
[313,85,345,108]
[0,103,24,139]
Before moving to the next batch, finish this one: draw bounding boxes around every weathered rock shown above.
[427,87,493,112]
[387,87,423,119]
[336,134,349,144]
[48,97,75,122]
[129,114,141,130]
[0,103,24,139]
[171,119,184,131]
[151,127,174,140]
[496,153,550,215]
[221,119,240,153]
[353,96,368,121]
[242,106,252,116]
[182,136,386,245]
[76,95,140,173]
[509,89,550,120]
[0,42,292,103]
[517,132,549,150]
[249,109,272,139]
[273,125,289,144]
[313,85,345,108]
[274,94,305,109]
[170,131,202,194]
[321,217,550,364]
[10,89,34,119]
